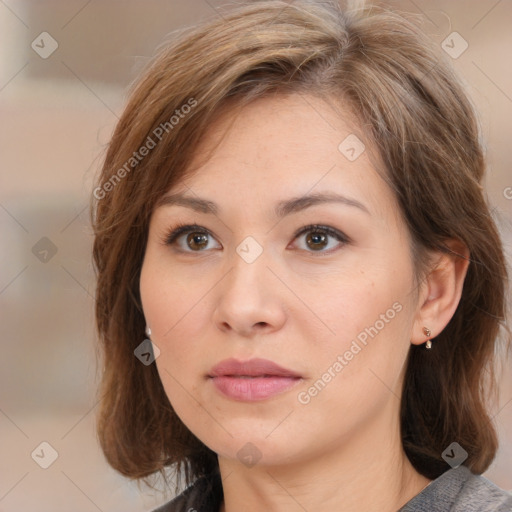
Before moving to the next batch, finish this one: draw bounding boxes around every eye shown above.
[161,223,350,254]
[291,224,349,253]
[161,223,221,252]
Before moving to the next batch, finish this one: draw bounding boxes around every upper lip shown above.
[209,358,301,378]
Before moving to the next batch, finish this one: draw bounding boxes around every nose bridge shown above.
[225,237,270,301]
[213,237,285,334]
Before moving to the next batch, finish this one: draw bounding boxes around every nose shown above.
[212,250,287,337]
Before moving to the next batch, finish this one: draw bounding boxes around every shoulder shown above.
[452,466,512,512]
[400,465,512,512]
[150,472,223,512]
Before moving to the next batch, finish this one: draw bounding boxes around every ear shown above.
[411,238,470,346]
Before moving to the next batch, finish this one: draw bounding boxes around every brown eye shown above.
[293,225,349,254]
[186,232,209,251]
[163,224,221,252]
[305,231,329,250]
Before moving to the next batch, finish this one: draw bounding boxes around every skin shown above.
[139,93,469,511]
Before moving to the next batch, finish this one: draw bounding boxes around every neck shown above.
[217,408,431,512]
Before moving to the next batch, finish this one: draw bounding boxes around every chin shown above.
[197,424,307,468]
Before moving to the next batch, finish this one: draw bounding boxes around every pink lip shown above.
[209,358,302,401]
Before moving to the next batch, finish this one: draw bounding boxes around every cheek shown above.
[140,250,207,341]
[140,254,216,397]
[291,294,413,450]
[318,259,409,337]
[309,257,415,389]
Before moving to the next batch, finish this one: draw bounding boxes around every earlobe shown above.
[411,239,470,347]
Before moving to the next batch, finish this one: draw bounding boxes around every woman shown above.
[91,1,512,511]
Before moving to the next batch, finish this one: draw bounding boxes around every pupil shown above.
[307,232,327,250]
[188,233,207,249]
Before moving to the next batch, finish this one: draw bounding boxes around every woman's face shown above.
[140,94,422,467]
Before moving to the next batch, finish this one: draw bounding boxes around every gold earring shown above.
[423,327,432,349]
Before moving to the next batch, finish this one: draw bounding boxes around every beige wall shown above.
[1,1,510,510]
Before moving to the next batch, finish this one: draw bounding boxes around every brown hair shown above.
[91,0,510,488]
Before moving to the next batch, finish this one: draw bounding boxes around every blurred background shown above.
[0,0,510,510]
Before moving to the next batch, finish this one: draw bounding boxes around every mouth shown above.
[208,358,302,401]
[209,357,301,378]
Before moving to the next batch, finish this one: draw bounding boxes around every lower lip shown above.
[210,376,301,401]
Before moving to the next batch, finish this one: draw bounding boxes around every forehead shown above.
[187,94,359,171]
[160,94,399,224]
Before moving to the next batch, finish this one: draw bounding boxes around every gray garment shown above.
[153,465,512,511]
[398,465,512,512]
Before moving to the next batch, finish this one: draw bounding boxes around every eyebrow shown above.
[156,191,370,218]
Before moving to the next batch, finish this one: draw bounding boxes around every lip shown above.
[208,358,302,402]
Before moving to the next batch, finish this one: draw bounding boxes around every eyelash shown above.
[160,222,351,255]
